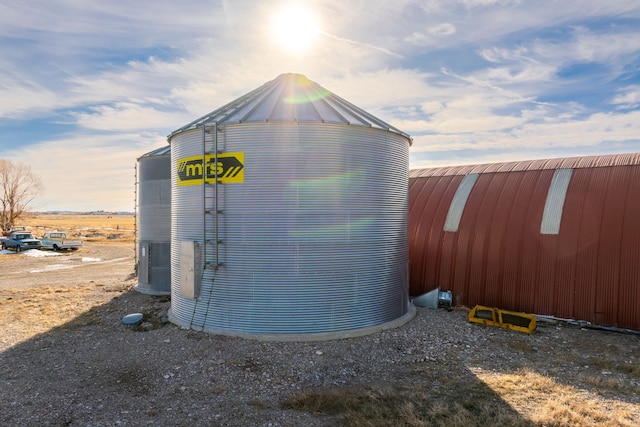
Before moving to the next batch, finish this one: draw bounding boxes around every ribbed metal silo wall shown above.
[136,152,171,295]
[170,122,410,336]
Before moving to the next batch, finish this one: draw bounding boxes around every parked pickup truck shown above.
[2,226,28,237]
[40,231,83,251]
[1,232,42,252]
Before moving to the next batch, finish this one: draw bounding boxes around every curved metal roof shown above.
[168,73,411,142]
[408,151,640,330]
[409,152,640,178]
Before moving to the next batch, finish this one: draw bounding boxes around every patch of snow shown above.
[0,249,62,257]
[81,257,103,263]
[24,249,63,257]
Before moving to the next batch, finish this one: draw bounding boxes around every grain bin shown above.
[135,145,171,295]
[168,73,414,339]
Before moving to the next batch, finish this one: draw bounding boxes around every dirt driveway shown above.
[0,243,135,290]
[0,242,141,353]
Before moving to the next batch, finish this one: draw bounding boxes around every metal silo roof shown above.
[137,145,171,160]
[168,73,411,142]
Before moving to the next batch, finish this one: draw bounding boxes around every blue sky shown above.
[1,0,639,212]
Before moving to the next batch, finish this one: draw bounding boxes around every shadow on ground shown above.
[1,288,638,426]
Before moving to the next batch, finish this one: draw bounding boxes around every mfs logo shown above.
[177,152,244,186]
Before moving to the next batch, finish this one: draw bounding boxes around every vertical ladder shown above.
[201,123,222,272]
[188,124,222,329]
[133,162,138,276]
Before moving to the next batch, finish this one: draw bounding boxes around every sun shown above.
[272,5,320,53]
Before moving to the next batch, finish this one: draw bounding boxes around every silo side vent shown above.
[468,305,537,334]
[412,288,453,308]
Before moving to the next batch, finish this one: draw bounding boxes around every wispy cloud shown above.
[1,0,639,210]
[610,85,640,109]
[410,109,640,152]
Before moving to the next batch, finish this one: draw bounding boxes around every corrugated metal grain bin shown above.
[408,153,640,330]
[135,145,171,295]
[168,73,414,339]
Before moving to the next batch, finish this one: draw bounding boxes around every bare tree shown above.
[0,159,45,231]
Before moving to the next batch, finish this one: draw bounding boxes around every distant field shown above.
[17,213,136,244]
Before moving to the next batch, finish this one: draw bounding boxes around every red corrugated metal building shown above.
[408,153,640,330]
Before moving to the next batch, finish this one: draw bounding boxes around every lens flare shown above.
[272,5,319,53]
[283,80,331,105]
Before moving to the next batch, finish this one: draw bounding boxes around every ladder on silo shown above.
[201,123,223,272]
[187,123,223,329]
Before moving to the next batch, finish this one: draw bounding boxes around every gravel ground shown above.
[1,244,639,426]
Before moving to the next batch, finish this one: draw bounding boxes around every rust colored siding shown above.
[408,175,461,296]
[619,166,640,328]
[408,154,640,330]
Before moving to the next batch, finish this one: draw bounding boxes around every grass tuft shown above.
[282,383,536,427]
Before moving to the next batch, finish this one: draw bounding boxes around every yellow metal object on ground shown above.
[468,305,537,334]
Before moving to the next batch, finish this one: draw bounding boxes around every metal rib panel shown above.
[170,123,409,335]
[552,167,583,320]
[468,172,510,307]
[594,166,628,326]
[570,168,602,323]
[408,175,461,297]
[618,166,640,329]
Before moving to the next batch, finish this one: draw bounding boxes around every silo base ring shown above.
[167,304,417,342]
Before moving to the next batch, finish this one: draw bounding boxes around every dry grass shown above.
[281,382,536,427]
[279,315,640,425]
[0,213,136,350]
[282,365,640,427]
[0,286,108,347]
[17,212,135,244]
[0,282,134,352]
[474,367,639,426]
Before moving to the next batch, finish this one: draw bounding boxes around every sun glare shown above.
[272,5,320,53]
